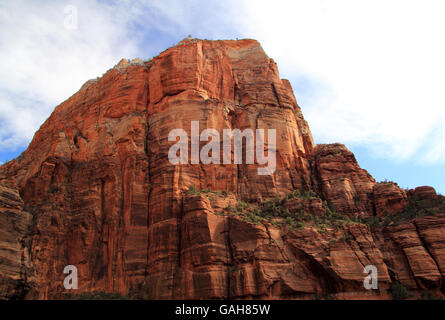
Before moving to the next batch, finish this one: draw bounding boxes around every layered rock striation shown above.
[0,38,444,299]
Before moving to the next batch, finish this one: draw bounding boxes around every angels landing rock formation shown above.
[1,38,444,300]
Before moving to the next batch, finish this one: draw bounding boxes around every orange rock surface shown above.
[0,38,444,299]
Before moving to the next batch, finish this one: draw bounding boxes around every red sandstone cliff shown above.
[0,38,444,300]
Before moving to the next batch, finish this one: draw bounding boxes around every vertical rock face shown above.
[0,38,444,299]
[0,179,32,299]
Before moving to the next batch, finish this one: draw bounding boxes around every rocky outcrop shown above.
[374,216,445,291]
[412,186,437,200]
[0,38,444,299]
[373,182,408,217]
[312,143,376,218]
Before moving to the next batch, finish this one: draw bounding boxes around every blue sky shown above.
[0,0,444,194]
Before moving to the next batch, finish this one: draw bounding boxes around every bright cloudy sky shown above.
[0,0,444,193]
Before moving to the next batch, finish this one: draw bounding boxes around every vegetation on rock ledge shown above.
[187,186,445,232]
[217,189,363,232]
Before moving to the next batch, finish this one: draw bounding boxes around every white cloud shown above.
[236,0,445,163]
[0,0,143,150]
[420,123,445,163]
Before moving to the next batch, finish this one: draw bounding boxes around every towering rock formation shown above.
[0,38,444,299]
